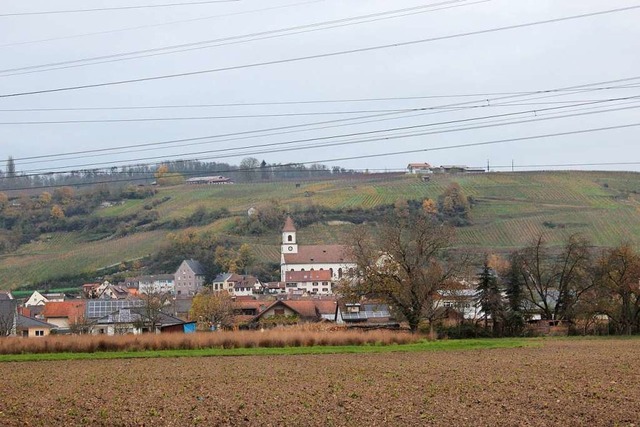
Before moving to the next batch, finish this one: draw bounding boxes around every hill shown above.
[2,170,640,289]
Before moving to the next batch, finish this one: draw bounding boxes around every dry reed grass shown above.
[0,328,419,355]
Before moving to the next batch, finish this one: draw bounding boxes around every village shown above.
[0,215,489,338]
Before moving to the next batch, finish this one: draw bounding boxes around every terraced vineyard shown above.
[2,171,640,288]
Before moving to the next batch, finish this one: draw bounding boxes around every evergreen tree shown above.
[475,262,503,335]
[6,156,15,179]
[504,253,525,335]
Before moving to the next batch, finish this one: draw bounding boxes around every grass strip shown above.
[0,338,537,362]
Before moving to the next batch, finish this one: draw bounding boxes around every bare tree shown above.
[592,244,640,335]
[135,292,172,333]
[341,211,469,332]
[0,301,16,337]
[515,234,593,321]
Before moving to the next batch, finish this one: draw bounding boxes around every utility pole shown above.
[511,159,514,172]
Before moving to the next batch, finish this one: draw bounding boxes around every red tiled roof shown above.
[282,216,296,232]
[227,274,259,287]
[283,245,353,264]
[41,301,86,319]
[233,300,269,311]
[282,300,320,318]
[285,270,332,282]
[313,300,338,316]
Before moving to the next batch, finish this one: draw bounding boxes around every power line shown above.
[6,95,639,125]
[10,77,640,164]
[3,91,638,112]
[3,5,638,98]
[15,99,640,173]
[1,121,639,190]
[0,0,323,48]
[0,0,484,77]
[0,0,240,17]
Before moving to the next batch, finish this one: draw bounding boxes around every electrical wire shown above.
[2,5,638,98]
[0,0,323,49]
[0,0,485,77]
[1,121,639,190]
[14,99,640,173]
[0,0,240,17]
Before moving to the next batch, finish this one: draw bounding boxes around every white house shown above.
[211,273,261,296]
[134,274,175,295]
[406,163,433,174]
[280,216,356,290]
[284,270,333,295]
[24,290,48,307]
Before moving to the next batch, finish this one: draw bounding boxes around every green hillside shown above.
[2,171,640,289]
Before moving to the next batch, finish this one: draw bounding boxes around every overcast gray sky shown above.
[0,0,639,174]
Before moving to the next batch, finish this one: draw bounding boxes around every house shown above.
[174,259,206,297]
[91,307,189,335]
[42,292,66,302]
[16,314,56,338]
[24,291,49,307]
[253,300,320,325]
[284,270,333,295]
[336,302,397,328]
[211,273,261,296]
[86,299,145,321]
[126,274,175,295]
[87,281,131,300]
[185,176,233,185]
[252,298,338,326]
[406,163,433,174]
[280,216,356,285]
[432,165,486,174]
[0,298,17,336]
[263,282,287,295]
[41,301,86,330]
[82,283,101,298]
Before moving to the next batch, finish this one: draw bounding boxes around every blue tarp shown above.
[183,323,196,334]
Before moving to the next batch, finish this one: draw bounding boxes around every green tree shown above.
[6,156,15,179]
[503,253,526,335]
[475,262,503,334]
[190,290,234,330]
[438,183,471,225]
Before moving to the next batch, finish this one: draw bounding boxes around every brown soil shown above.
[0,339,639,426]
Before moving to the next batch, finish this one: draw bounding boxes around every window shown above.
[322,288,329,292]
[35,330,44,336]
[312,288,318,293]
[287,235,293,242]
[313,282,318,286]
[338,268,343,278]
[330,268,334,277]
[274,308,285,316]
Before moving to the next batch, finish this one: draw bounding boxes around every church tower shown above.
[281,216,298,254]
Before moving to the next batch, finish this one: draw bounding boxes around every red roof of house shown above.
[282,216,296,232]
[407,163,431,168]
[232,300,270,311]
[283,245,353,264]
[41,301,86,319]
[313,300,338,316]
[285,270,332,282]
[280,300,319,319]
[227,274,259,287]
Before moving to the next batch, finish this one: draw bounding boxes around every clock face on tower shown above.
[288,246,293,252]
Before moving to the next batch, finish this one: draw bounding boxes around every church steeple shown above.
[281,216,298,254]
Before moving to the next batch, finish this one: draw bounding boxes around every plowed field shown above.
[1,338,639,426]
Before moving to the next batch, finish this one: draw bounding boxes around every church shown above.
[280,216,356,295]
